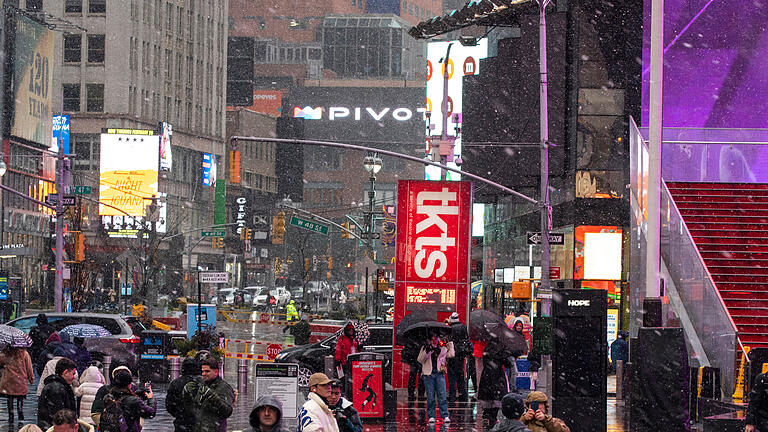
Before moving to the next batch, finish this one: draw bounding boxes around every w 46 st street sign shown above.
[289,216,329,235]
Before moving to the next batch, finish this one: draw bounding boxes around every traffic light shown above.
[328,257,333,269]
[304,258,310,272]
[73,231,85,262]
[341,222,350,239]
[240,227,253,241]
[272,211,286,244]
[212,237,224,248]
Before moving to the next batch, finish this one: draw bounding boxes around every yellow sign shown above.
[99,133,159,216]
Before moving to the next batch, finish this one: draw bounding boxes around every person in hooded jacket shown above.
[166,357,201,432]
[334,323,358,383]
[38,358,78,430]
[90,364,142,427]
[478,343,514,423]
[53,333,86,372]
[507,319,529,391]
[107,370,157,432]
[490,392,531,432]
[74,365,105,426]
[30,314,55,361]
[446,312,470,401]
[0,346,34,421]
[250,394,289,432]
[522,391,570,432]
[37,332,62,376]
[610,330,629,373]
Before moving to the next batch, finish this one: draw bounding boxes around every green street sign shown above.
[289,216,329,235]
[202,230,226,237]
[70,186,92,194]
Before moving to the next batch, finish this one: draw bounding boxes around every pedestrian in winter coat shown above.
[522,391,570,432]
[106,370,157,432]
[90,365,140,427]
[478,344,514,423]
[507,319,529,391]
[44,408,95,432]
[290,314,311,345]
[417,331,455,424]
[610,330,629,373]
[167,357,202,432]
[446,312,471,401]
[403,339,425,400]
[37,332,62,376]
[327,382,362,432]
[250,394,289,432]
[334,323,358,369]
[53,333,89,374]
[71,337,93,375]
[298,373,339,432]
[747,371,768,432]
[182,357,235,432]
[0,346,34,421]
[30,314,55,361]
[491,392,531,432]
[74,366,105,425]
[38,358,78,430]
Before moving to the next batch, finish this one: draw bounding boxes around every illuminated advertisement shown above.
[51,115,70,154]
[393,180,473,388]
[102,192,167,238]
[159,122,173,171]
[227,90,283,117]
[574,226,623,280]
[98,129,159,216]
[11,15,54,146]
[351,360,383,418]
[202,153,217,186]
[425,39,488,180]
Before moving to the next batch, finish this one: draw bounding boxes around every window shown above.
[87,35,105,63]
[63,84,80,111]
[86,84,104,112]
[26,0,42,11]
[88,0,106,13]
[65,0,82,13]
[63,35,81,63]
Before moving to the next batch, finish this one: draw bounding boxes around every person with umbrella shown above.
[29,314,55,360]
[0,344,34,421]
[417,330,454,425]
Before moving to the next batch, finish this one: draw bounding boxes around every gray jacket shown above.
[250,395,289,432]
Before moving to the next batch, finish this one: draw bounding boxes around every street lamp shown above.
[363,154,382,318]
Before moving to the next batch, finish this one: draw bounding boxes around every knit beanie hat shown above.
[501,392,526,419]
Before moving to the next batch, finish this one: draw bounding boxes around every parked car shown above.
[275,324,393,386]
[253,287,290,309]
[252,287,272,309]
[244,286,266,300]
[7,313,139,369]
[216,288,236,306]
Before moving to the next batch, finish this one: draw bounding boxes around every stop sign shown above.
[260,313,270,322]
[266,344,282,360]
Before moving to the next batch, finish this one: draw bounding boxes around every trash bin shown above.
[345,352,392,420]
[515,357,533,390]
[138,330,174,383]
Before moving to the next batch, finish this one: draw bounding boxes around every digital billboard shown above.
[202,153,217,186]
[99,129,159,217]
[159,122,173,171]
[11,15,54,146]
[393,180,473,388]
[425,39,488,180]
[227,90,283,117]
[52,115,70,154]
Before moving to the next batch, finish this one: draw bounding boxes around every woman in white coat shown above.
[74,365,105,425]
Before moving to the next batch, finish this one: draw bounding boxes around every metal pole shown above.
[54,141,65,312]
[365,267,369,317]
[169,356,181,381]
[440,43,453,181]
[538,0,552,296]
[197,271,202,335]
[646,0,664,298]
[237,359,248,394]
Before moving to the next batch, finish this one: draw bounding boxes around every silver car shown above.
[7,313,139,368]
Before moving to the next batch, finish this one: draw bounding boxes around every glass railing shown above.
[630,118,738,394]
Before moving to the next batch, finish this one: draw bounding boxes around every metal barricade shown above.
[238,359,248,395]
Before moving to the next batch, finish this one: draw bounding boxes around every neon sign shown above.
[405,286,456,304]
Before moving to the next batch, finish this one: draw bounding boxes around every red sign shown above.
[550,266,561,280]
[226,90,283,117]
[352,360,384,418]
[393,180,473,388]
[266,344,282,360]
[259,313,270,322]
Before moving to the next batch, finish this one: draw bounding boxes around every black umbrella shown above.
[469,309,508,341]
[394,310,433,346]
[401,321,452,344]
[484,324,529,357]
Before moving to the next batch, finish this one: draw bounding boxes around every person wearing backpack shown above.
[99,370,156,432]
[38,358,78,430]
[166,357,201,432]
[447,312,471,402]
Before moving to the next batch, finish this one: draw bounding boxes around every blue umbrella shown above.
[0,324,32,348]
[60,324,112,338]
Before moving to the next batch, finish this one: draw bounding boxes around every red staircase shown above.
[667,182,768,348]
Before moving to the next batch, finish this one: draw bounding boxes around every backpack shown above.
[100,394,129,432]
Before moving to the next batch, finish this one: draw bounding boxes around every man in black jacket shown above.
[183,357,235,432]
[38,358,78,430]
[447,312,470,401]
[30,313,55,360]
[327,382,362,432]
[167,357,202,432]
[747,371,768,432]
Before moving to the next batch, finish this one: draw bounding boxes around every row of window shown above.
[402,0,436,20]
[63,34,104,63]
[63,0,106,13]
[63,83,103,112]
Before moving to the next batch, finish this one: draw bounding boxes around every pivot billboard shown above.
[392,180,473,387]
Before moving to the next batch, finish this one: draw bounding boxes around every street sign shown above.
[70,186,92,195]
[200,272,228,283]
[201,230,226,237]
[45,195,76,206]
[359,232,381,239]
[550,266,561,280]
[289,216,329,235]
[266,344,282,360]
[526,231,565,245]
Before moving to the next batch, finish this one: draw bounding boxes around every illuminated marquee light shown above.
[292,106,428,121]
[405,286,456,304]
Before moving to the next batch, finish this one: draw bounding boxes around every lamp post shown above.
[363,154,382,318]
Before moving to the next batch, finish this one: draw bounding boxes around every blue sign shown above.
[187,304,217,338]
[140,354,165,360]
[202,153,217,186]
[52,115,70,154]
[121,283,132,296]
[0,272,8,301]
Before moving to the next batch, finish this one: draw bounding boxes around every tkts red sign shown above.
[395,181,472,284]
[392,180,473,388]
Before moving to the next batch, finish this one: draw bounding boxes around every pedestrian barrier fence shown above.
[219,310,310,325]
[733,346,750,403]
[222,338,293,362]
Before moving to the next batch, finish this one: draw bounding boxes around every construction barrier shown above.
[222,338,293,362]
[219,310,321,325]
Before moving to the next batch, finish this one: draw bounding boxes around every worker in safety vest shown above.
[286,300,299,322]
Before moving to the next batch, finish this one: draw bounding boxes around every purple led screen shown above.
[642,0,768,182]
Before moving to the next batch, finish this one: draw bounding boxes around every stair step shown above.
[723,299,768,308]
[738,325,768,334]
[708,265,768,274]
[729,307,768,316]
[698,244,768,253]
[716,283,768,291]
[733,316,768,325]
[681,208,768,217]
[713,274,768,283]
[668,182,768,191]
[694,237,768,246]
[719,290,768,299]
[688,222,768,231]
[676,201,768,210]
[683,215,768,224]
[701,252,768,261]
[669,189,768,198]
[691,229,768,239]
[673,195,768,204]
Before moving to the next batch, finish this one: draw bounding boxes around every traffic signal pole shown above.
[54,135,68,312]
